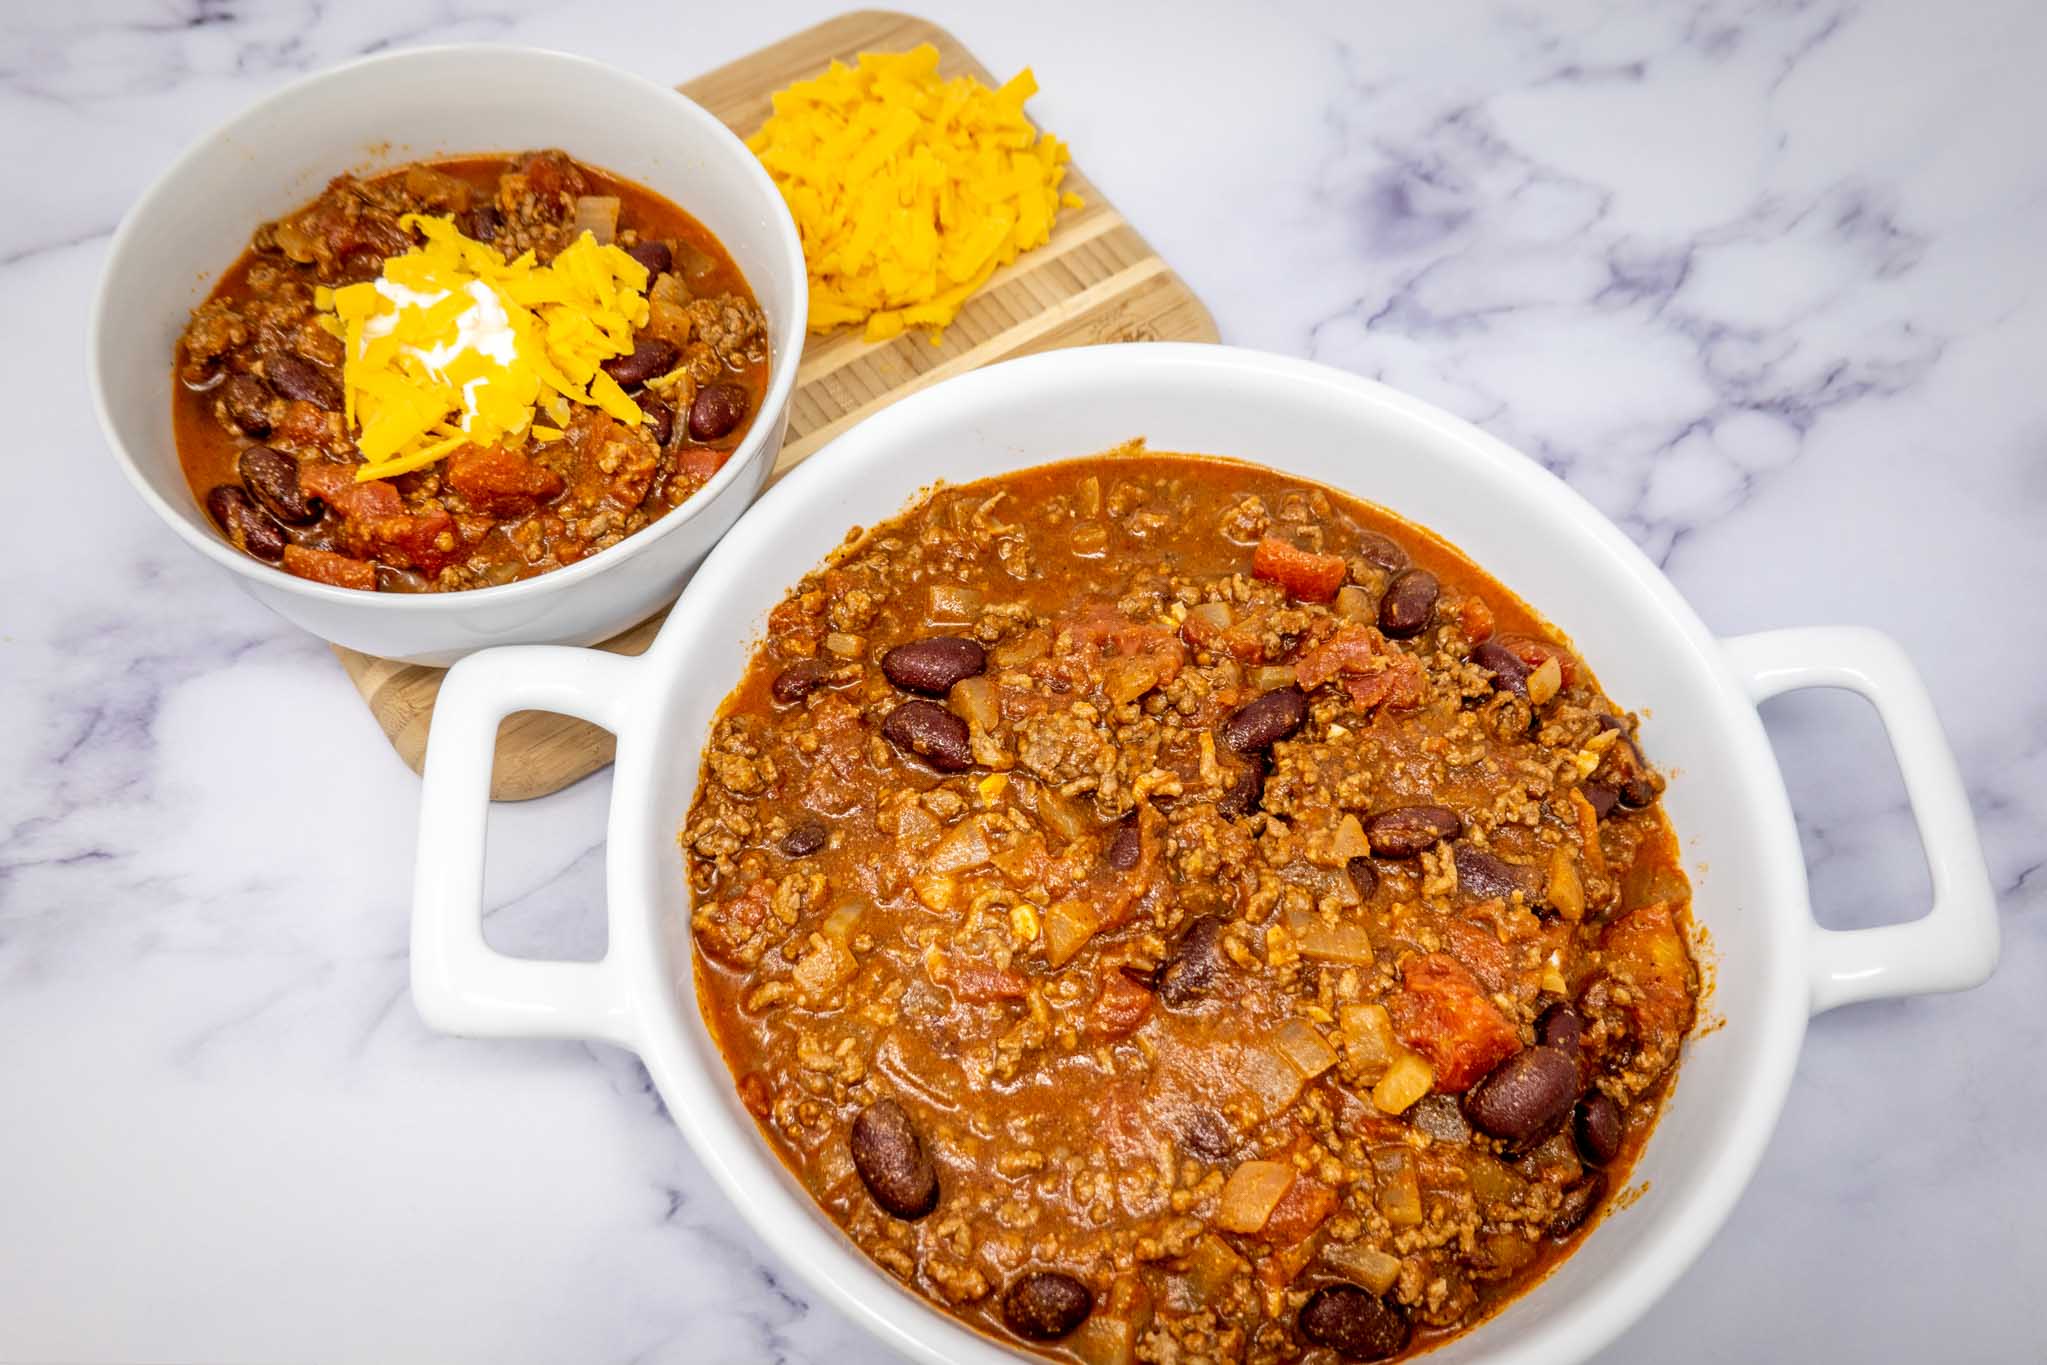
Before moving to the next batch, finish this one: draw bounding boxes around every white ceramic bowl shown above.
[90,45,806,665]
[410,345,1998,1362]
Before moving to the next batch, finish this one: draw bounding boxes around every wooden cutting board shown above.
[333,8,1219,801]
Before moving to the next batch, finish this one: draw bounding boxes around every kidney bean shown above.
[205,485,286,562]
[623,239,672,278]
[1593,714,1658,808]
[780,817,828,859]
[1575,1091,1624,1166]
[1580,781,1621,820]
[639,394,675,447]
[1221,685,1307,754]
[849,1098,939,1220]
[1534,1001,1584,1054]
[1217,761,1265,817]
[1346,856,1379,900]
[1364,805,1461,858]
[221,374,274,437]
[600,337,679,390]
[1298,1284,1411,1361]
[375,564,430,593]
[882,700,974,772]
[238,445,319,525]
[688,382,749,442]
[264,353,341,410]
[1002,1270,1093,1341]
[1549,1171,1608,1238]
[882,636,985,695]
[1376,567,1439,638]
[1354,529,1409,573]
[462,204,502,243]
[770,659,834,704]
[1106,812,1141,871]
[1182,1109,1237,1162]
[1470,639,1531,697]
[1156,915,1223,1008]
[1463,1046,1579,1151]
[1454,845,1541,904]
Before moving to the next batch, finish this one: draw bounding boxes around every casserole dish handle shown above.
[1722,627,1999,1014]
[411,646,644,1051]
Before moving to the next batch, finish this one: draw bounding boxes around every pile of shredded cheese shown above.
[315,215,652,481]
[749,44,1081,344]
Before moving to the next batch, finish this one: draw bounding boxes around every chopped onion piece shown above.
[1334,584,1373,621]
[1372,1049,1434,1115]
[949,675,1000,732]
[927,583,983,622]
[571,195,621,244]
[926,817,992,874]
[1215,1159,1297,1234]
[1273,1018,1338,1078]
[1322,1241,1402,1295]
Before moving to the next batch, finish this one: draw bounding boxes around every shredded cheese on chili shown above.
[314,215,652,481]
[748,44,1082,345]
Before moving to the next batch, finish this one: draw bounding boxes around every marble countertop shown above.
[3,1,2040,1360]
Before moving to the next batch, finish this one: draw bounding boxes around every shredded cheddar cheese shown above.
[316,215,652,481]
[749,44,1082,345]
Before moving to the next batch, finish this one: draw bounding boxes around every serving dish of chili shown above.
[681,452,1699,1361]
[173,149,770,593]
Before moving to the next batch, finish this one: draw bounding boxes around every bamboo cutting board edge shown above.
[333,9,1218,801]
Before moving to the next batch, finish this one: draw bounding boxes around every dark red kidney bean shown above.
[1346,856,1379,900]
[771,659,835,704]
[1534,1001,1584,1054]
[1002,1271,1093,1341]
[1593,714,1657,808]
[600,337,679,390]
[623,239,671,278]
[1217,761,1265,816]
[1156,915,1223,1008]
[375,564,431,593]
[238,445,320,525]
[1575,1091,1624,1166]
[1549,1171,1608,1239]
[264,353,341,410]
[689,382,749,442]
[1298,1284,1411,1361]
[1377,567,1439,638]
[1454,845,1541,904]
[1221,685,1307,753]
[881,700,974,772]
[1364,805,1461,858]
[221,374,274,437]
[1106,812,1141,871]
[849,1099,939,1220]
[1182,1109,1237,1162]
[639,394,675,447]
[780,817,828,859]
[1471,639,1531,697]
[1354,530,1409,573]
[1409,1093,1470,1144]
[463,204,502,243]
[1463,1046,1579,1151]
[881,636,985,695]
[205,485,285,562]
[1580,781,1621,821]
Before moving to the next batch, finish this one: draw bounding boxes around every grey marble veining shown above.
[1,1,2040,1361]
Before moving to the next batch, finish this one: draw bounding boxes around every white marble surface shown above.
[2,1,2040,1360]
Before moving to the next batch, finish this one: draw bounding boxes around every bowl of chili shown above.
[91,45,806,664]
[409,344,1998,1362]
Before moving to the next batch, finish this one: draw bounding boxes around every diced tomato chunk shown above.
[1386,953,1522,1093]
[281,544,374,591]
[1259,1175,1337,1246]
[950,959,1029,1002]
[1252,536,1347,602]
[1340,653,1425,713]
[1088,969,1155,1040]
[445,444,565,517]
[677,444,730,485]
[1295,624,1383,690]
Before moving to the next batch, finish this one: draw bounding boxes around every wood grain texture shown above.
[333,8,1217,801]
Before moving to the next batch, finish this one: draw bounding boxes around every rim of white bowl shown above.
[89,42,807,612]
[631,344,1813,1365]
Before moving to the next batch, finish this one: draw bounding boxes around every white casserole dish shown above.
[90,45,806,665]
[409,344,1998,1362]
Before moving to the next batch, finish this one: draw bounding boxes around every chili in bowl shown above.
[92,45,806,664]
[408,346,1998,1364]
